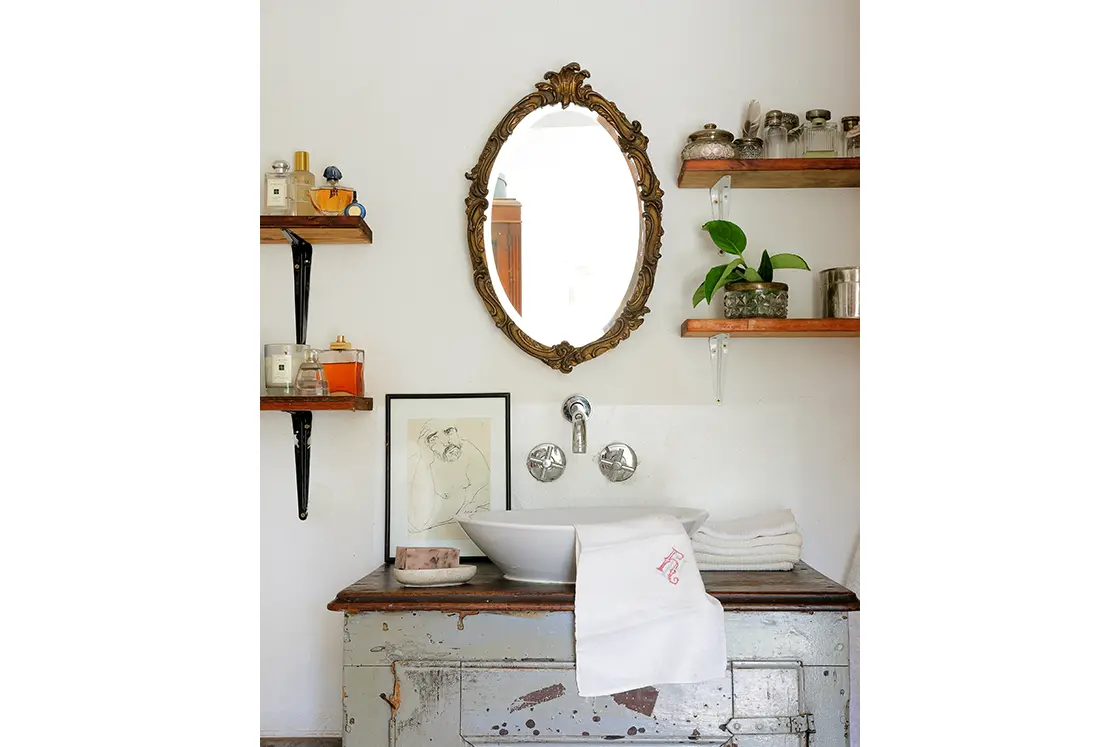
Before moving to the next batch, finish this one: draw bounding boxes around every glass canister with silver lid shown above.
[820,267,859,318]
[681,123,737,160]
[841,116,860,157]
[763,110,787,158]
[782,112,802,157]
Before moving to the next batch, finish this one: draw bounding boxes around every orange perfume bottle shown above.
[320,335,365,396]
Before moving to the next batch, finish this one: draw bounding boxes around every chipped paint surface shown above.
[509,682,566,712]
[341,610,851,746]
[611,685,659,717]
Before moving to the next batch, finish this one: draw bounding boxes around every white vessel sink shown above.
[458,506,709,584]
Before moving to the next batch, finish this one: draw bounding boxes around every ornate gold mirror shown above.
[465,63,663,373]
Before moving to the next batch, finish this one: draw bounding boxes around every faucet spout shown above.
[562,395,592,455]
[572,411,587,454]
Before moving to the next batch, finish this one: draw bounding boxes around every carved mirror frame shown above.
[465,62,664,373]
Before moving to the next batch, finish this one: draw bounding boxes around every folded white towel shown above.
[692,532,802,555]
[694,547,801,567]
[574,514,727,697]
[696,509,799,541]
[698,560,796,571]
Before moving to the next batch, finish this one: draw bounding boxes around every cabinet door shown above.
[729,662,807,746]
[391,662,462,747]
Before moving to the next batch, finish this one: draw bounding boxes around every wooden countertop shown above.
[328,561,859,613]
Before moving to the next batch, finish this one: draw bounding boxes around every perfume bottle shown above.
[319,335,365,396]
[309,167,357,216]
[803,109,839,158]
[263,160,292,216]
[294,349,329,396]
[763,110,787,159]
[841,116,860,157]
[290,151,315,216]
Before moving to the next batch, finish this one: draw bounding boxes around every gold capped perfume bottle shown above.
[263,160,292,216]
[803,109,839,158]
[319,335,365,396]
[290,151,315,215]
[309,166,357,216]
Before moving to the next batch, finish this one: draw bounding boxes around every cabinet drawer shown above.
[460,662,732,742]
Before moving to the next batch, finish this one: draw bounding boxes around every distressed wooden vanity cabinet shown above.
[328,562,858,746]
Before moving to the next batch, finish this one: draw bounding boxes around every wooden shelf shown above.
[260,216,373,244]
[678,158,859,189]
[681,318,859,338]
[260,396,374,411]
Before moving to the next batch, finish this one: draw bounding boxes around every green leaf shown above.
[701,220,747,256]
[759,250,773,283]
[768,253,811,271]
[734,265,764,282]
[692,283,707,307]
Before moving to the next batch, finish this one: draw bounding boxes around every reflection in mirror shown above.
[484,105,641,347]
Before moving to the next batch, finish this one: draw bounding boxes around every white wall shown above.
[261,0,859,736]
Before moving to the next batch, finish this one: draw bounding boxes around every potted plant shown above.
[692,220,811,319]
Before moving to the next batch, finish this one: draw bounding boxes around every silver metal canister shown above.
[820,267,859,318]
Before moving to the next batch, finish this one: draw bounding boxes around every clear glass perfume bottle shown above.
[294,349,329,396]
[803,109,839,158]
[319,335,365,396]
[763,110,787,159]
[841,116,860,157]
[263,160,292,216]
[290,151,315,216]
[309,166,357,216]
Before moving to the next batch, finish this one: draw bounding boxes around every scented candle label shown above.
[269,354,293,385]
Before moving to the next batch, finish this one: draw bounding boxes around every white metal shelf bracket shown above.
[710,175,731,221]
[709,333,730,404]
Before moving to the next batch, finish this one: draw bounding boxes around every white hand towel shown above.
[574,514,727,697]
[698,560,796,571]
[694,547,801,567]
[692,532,803,555]
[696,509,799,541]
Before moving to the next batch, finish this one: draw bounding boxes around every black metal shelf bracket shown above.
[282,228,314,520]
[283,228,313,345]
[290,410,312,520]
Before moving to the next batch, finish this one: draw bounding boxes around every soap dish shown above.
[392,565,477,587]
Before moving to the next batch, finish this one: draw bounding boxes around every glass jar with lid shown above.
[781,113,802,157]
[763,110,787,158]
[802,109,839,158]
[734,137,763,159]
[681,123,737,160]
[841,116,860,157]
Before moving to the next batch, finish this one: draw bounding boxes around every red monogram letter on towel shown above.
[655,547,685,585]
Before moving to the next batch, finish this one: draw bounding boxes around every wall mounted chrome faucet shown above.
[527,443,566,482]
[562,395,591,454]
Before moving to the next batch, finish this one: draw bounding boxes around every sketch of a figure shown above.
[407,418,491,540]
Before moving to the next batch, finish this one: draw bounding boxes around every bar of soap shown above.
[395,546,460,570]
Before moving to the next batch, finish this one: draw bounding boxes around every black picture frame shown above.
[384,392,512,564]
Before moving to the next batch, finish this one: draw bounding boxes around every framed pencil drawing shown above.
[385,393,511,563]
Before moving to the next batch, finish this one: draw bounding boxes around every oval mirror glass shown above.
[466,63,663,373]
[483,104,640,347]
